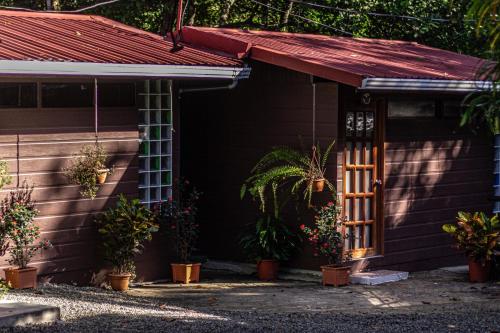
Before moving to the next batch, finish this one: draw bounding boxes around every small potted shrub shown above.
[2,182,52,289]
[65,144,113,199]
[95,195,158,291]
[301,200,352,287]
[240,214,300,281]
[157,180,202,284]
[443,212,499,283]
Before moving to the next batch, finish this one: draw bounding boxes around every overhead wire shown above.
[248,0,353,35]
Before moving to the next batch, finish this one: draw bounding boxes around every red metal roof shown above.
[182,27,487,87]
[0,10,242,67]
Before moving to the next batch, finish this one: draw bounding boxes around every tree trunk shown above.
[279,0,294,31]
[494,134,500,213]
[220,0,236,25]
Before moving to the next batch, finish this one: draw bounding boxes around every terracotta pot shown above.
[4,267,37,289]
[321,265,351,287]
[257,259,279,281]
[108,273,131,291]
[468,258,491,283]
[96,169,109,185]
[171,263,201,284]
[312,179,325,192]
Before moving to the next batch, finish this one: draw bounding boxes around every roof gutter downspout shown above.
[178,79,239,98]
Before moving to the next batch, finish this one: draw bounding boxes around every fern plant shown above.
[241,140,336,210]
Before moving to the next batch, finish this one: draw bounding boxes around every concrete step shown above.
[350,270,409,285]
[0,302,60,327]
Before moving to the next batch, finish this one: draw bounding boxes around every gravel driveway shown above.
[2,269,499,332]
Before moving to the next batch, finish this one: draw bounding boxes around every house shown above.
[0,10,249,283]
[178,27,492,272]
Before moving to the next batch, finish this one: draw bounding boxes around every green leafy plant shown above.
[64,144,113,199]
[443,212,500,265]
[1,182,52,269]
[301,199,351,265]
[0,279,9,299]
[241,140,335,210]
[95,194,158,275]
[0,160,12,190]
[240,214,300,262]
[156,180,201,263]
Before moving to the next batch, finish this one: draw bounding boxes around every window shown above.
[99,83,135,107]
[442,99,462,118]
[0,83,37,108]
[388,98,435,118]
[42,83,93,108]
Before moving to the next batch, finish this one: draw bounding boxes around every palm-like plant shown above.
[241,140,336,211]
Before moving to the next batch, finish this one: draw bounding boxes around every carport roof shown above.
[182,27,489,90]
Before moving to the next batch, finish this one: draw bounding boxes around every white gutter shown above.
[0,60,251,79]
[360,78,493,92]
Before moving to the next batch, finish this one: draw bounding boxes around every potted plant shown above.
[240,214,300,281]
[1,182,52,289]
[95,194,158,291]
[301,200,352,287]
[156,180,202,284]
[241,140,335,208]
[443,212,499,283]
[64,144,113,199]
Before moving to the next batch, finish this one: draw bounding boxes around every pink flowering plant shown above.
[1,182,52,269]
[301,199,351,265]
[156,179,201,263]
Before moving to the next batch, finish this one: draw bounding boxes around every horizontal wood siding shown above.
[181,61,338,267]
[381,115,492,270]
[0,97,169,283]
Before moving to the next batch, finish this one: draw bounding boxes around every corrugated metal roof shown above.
[0,10,242,67]
[182,27,487,87]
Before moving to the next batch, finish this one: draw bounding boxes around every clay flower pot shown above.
[171,263,201,284]
[257,259,279,281]
[321,265,351,287]
[468,258,491,283]
[4,267,38,289]
[108,273,131,291]
[96,169,110,185]
[312,178,325,192]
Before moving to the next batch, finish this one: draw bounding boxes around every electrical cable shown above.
[248,0,353,35]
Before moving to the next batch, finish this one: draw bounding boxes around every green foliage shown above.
[0,160,11,190]
[468,0,500,50]
[156,180,201,263]
[241,141,336,211]
[0,279,9,299]
[239,214,300,262]
[301,199,351,265]
[95,194,158,275]
[64,144,112,199]
[1,182,52,269]
[443,212,500,264]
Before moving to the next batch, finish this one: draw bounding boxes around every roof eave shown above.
[360,78,492,93]
[0,60,251,79]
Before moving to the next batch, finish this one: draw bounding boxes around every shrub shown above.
[1,182,52,269]
[0,160,12,190]
[443,212,500,264]
[301,200,351,265]
[156,180,201,263]
[95,194,158,275]
[65,144,112,199]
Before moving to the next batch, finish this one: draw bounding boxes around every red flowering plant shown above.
[1,182,52,269]
[156,179,201,263]
[301,199,351,266]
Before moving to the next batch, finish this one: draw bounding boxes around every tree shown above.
[460,0,500,213]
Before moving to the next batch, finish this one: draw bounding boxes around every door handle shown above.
[373,179,382,186]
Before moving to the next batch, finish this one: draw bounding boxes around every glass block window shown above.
[138,80,173,207]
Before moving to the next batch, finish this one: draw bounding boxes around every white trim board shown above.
[0,60,251,79]
[360,78,493,92]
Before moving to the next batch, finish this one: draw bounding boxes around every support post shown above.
[494,134,500,213]
[94,78,98,142]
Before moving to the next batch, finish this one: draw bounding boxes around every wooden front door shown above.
[342,98,384,258]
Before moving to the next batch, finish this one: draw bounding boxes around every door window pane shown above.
[346,112,354,136]
[99,83,135,107]
[365,169,373,192]
[366,112,374,137]
[365,197,372,220]
[365,142,373,164]
[0,83,36,108]
[346,142,353,164]
[356,112,364,136]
